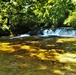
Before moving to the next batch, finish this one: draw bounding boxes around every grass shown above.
[0,36,76,75]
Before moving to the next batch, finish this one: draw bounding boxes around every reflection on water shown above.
[0,51,76,75]
[0,36,76,75]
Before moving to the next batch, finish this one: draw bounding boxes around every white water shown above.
[9,28,76,39]
[9,34,30,39]
[38,28,76,37]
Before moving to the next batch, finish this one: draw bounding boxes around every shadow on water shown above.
[0,36,76,75]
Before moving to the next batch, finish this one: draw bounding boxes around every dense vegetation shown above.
[0,0,76,36]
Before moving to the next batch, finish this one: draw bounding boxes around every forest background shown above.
[0,0,76,36]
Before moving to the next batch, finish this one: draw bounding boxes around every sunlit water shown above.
[0,35,76,75]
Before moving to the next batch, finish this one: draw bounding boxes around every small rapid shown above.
[9,28,76,39]
[38,28,76,37]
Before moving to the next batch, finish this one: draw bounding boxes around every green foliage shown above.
[64,11,76,29]
[0,0,76,36]
[64,0,76,29]
[0,2,10,36]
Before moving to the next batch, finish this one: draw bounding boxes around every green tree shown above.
[64,0,76,29]
[0,0,76,36]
